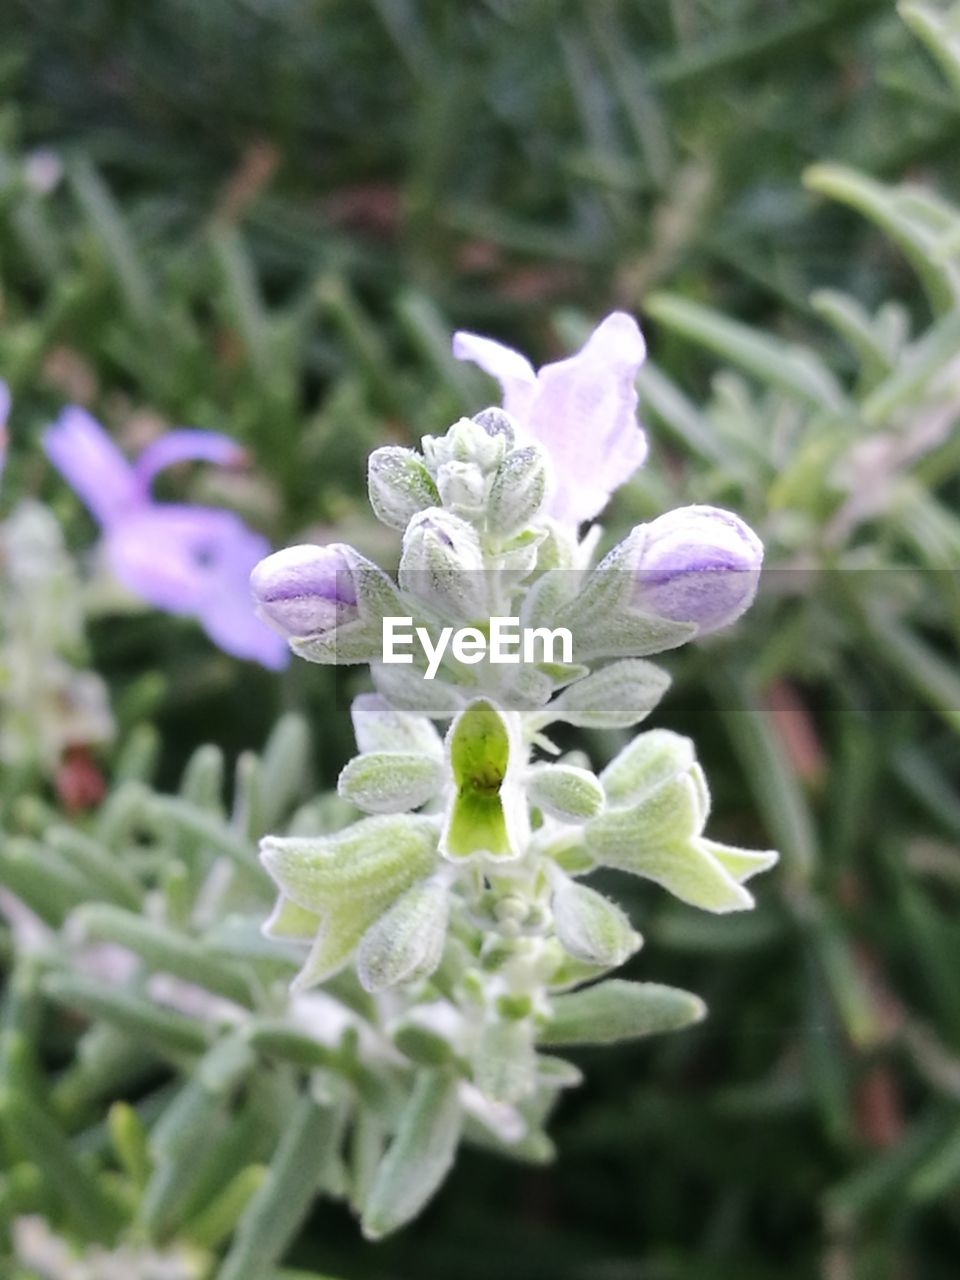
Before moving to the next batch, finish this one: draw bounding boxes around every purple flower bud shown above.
[250,543,359,638]
[634,505,763,635]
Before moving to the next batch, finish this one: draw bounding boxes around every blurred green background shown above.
[3,1,960,1277]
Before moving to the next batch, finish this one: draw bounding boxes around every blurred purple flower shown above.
[452,312,648,527]
[0,380,10,483]
[43,406,287,668]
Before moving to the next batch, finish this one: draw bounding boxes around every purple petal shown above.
[102,503,289,668]
[527,313,648,526]
[197,530,291,669]
[43,406,142,527]
[451,332,538,419]
[0,380,9,482]
[103,505,238,613]
[134,429,246,490]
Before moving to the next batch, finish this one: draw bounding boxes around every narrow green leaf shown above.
[216,1095,337,1280]
[0,1088,126,1241]
[805,163,960,314]
[70,904,254,1008]
[540,979,706,1046]
[645,292,847,410]
[362,1071,462,1239]
[42,974,211,1058]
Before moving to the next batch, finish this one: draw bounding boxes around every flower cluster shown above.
[248,314,775,1235]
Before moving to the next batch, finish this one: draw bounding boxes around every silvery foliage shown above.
[256,409,778,1238]
[0,500,113,772]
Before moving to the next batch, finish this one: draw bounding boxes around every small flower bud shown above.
[422,416,507,475]
[551,878,641,968]
[436,459,486,512]
[600,729,695,808]
[368,446,440,530]
[527,763,604,822]
[399,508,488,621]
[486,445,548,538]
[471,406,516,449]
[338,749,446,814]
[633,505,763,635]
[250,543,358,637]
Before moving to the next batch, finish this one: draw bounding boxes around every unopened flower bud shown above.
[471,406,516,449]
[399,508,487,620]
[634,505,763,635]
[551,878,641,968]
[423,416,507,476]
[436,459,486,512]
[251,543,358,637]
[368,446,440,530]
[486,445,548,537]
[356,878,449,992]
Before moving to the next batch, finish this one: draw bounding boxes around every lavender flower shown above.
[633,505,764,635]
[43,406,287,668]
[452,312,648,527]
[250,543,359,638]
[0,380,10,483]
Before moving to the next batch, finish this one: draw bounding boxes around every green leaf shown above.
[216,1095,338,1280]
[543,660,671,730]
[42,974,211,1058]
[861,306,960,426]
[709,663,819,886]
[70,904,254,1007]
[362,1071,462,1239]
[255,714,313,834]
[809,290,895,390]
[69,155,153,325]
[260,814,439,913]
[805,163,960,314]
[540,979,706,1046]
[475,1018,537,1105]
[645,291,847,410]
[0,1088,127,1241]
[184,1164,269,1251]
[900,2,960,99]
[108,1102,151,1189]
[600,728,696,807]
